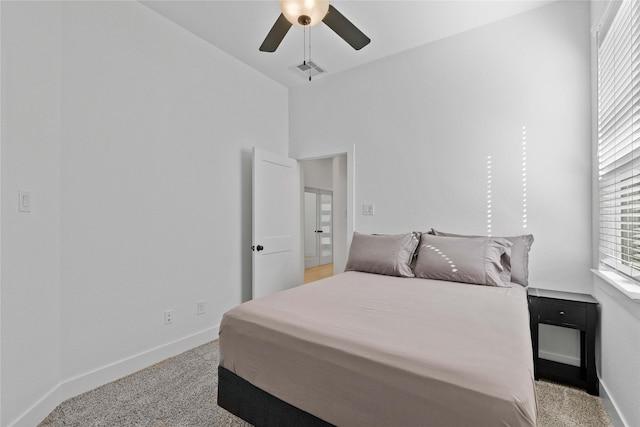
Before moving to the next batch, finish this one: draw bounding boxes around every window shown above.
[598,0,640,280]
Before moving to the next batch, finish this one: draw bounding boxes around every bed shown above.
[218,231,537,426]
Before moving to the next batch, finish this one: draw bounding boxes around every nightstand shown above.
[528,288,599,395]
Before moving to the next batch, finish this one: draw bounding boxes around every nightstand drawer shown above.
[539,301,586,328]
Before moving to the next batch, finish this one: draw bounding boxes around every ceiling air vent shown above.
[289,60,326,81]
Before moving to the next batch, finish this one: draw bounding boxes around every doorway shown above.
[298,150,351,282]
[304,188,333,269]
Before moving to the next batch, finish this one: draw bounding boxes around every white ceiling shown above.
[141,1,555,88]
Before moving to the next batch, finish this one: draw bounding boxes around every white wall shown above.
[591,2,640,426]
[291,1,592,294]
[1,2,63,425]
[302,158,333,191]
[592,284,640,427]
[1,1,288,425]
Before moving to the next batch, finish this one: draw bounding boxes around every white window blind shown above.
[598,0,640,279]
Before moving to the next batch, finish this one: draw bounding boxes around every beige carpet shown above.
[40,341,612,426]
[536,380,612,427]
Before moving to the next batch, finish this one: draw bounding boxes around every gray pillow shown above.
[414,234,513,287]
[431,228,534,286]
[345,232,420,277]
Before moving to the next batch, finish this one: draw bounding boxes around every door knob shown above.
[256,245,264,252]
[315,230,324,233]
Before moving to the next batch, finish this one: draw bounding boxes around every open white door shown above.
[252,147,300,299]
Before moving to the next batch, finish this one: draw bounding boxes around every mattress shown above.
[219,271,537,427]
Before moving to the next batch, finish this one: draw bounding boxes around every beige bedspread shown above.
[219,271,537,427]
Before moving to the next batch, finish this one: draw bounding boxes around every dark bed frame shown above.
[217,366,335,427]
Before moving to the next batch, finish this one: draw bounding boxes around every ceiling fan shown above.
[259,0,371,52]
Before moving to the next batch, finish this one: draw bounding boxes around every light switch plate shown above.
[19,190,30,213]
[363,203,374,215]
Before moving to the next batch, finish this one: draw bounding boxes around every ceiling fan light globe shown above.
[280,0,329,27]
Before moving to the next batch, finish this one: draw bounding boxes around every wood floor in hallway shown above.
[304,263,334,284]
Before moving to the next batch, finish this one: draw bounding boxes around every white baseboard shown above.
[599,377,629,427]
[8,383,61,427]
[538,350,581,367]
[9,326,219,427]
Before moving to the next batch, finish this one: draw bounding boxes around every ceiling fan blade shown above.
[322,5,370,50]
[259,13,292,52]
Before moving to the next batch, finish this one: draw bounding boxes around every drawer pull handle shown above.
[558,311,565,316]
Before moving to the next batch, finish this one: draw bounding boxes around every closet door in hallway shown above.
[304,188,333,269]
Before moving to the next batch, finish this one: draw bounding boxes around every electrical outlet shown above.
[197,301,205,316]
[164,310,174,325]
[363,203,374,215]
